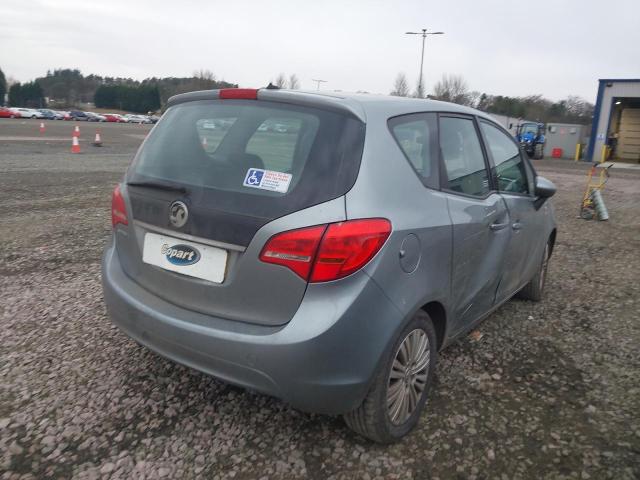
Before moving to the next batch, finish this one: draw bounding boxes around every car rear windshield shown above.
[128,99,365,220]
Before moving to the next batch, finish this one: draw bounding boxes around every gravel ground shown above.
[1,120,639,479]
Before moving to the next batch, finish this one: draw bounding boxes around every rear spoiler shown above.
[166,89,366,122]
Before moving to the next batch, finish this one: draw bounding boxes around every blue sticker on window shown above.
[243,168,292,193]
[244,168,265,187]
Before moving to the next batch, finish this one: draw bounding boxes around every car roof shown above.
[167,88,498,124]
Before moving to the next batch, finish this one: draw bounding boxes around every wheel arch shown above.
[548,228,557,257]
[420,301,447,351]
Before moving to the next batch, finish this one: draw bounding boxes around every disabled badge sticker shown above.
[243,168,292,193]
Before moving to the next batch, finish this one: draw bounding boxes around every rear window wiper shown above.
[126,180,188,193]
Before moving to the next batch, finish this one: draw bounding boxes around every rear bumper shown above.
[101,242,404,415]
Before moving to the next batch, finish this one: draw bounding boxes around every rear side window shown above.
[479,121,529,194]
[439,116,490,197]
[388,113,439,189]
[129,99,365,227]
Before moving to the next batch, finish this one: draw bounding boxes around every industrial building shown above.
[588,79,640,163]
[492,114,587,159]
[545,123,588,159]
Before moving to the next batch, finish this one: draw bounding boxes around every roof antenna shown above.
[265,82,280,90]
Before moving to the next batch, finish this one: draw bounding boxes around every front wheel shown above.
[343,310,437,443]
[534,143,544,159]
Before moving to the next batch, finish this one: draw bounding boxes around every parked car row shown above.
[0,107,159,123]
[0,107,45,119]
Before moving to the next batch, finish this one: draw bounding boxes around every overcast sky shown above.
[1,0,638,102]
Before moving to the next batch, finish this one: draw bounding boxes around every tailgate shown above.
[115,96,364,326]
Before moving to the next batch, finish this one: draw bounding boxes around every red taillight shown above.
[259,219,391,282]
[311,219,392,282]
[111,184,128,227]
[259,225,326,280]
[219,88,258,100]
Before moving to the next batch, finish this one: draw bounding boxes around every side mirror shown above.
[533,176,556,209]
[535,176,556,198]
[509,123,513,129]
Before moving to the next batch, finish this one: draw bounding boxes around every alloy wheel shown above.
[387,328,430,425]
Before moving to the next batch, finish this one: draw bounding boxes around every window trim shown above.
[387,112,440,190]
[476,117,534,199]
[522,153,537,195]
[437,112,496,200]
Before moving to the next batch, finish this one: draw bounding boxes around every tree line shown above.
[8,81,46,108]
[0,68,6,106]
[0,68,240,112]
[391,72,594,125]
[40,68,239,111]
[0,67,305,112]
[0,67,46,108]
[94,84,161,113]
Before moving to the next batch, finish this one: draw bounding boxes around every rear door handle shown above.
[490,222,509,231]
[512,222,523,231]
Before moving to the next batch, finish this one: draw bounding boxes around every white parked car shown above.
[124,114,152,124]
[10,108,45,119]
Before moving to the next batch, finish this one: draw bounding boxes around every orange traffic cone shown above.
[39,122,45,134]
[93,129,102,147]
[71,136,81,154]
[73,125,80,137]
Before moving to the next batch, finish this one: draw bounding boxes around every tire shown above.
[343,310,437,443]
[534,143,544,159]
[517,242,550,301]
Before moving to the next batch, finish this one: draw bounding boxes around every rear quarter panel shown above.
[345,108,452,342]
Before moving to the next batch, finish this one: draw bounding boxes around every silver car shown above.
[102,88,557,443]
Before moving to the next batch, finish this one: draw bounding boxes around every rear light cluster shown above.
[111,184,128,227]
[260,219,391,283]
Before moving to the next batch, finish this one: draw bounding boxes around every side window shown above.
[388,113,438,188]
[480,121,529,194]
[439,116,490,196]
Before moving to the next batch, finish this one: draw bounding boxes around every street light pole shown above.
[312,79,327,91]
[418,31,427,97]
[405,29,444,97]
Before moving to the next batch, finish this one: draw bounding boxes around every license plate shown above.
[142,232,227,284]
